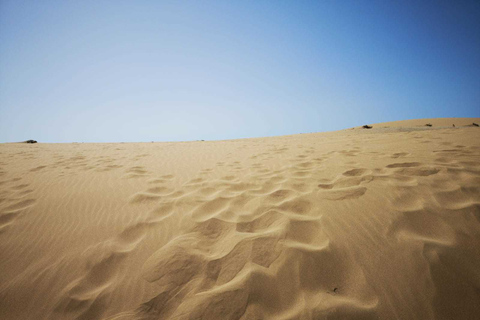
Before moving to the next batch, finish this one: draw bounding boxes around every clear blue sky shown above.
[1,0,479,142]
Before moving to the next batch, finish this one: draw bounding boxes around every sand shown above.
[0,117,479,320]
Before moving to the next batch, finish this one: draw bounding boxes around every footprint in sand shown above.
[277,198,313,215]
[343,168,371,176]
[220,175,236,181]
[124,166,149,179]
[267,189,295,202]
[146,186,174,195]
[396,167,440,176]
[319,186,367,200]
[30,165,47,172]
[188,177,205,184]
[129,192,162,204]
[316,168,373,200]
[391,152,410,159]
[386,162,421,168]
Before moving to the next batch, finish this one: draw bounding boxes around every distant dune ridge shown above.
[0,117,479,320]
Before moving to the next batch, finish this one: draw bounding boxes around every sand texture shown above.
[1,117,480,320]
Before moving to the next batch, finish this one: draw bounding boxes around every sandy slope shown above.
[0,117,479,320]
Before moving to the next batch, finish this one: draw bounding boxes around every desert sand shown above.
[1,117,479,320]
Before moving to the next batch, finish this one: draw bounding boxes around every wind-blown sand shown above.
[1,117,479,320]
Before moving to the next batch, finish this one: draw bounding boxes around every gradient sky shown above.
[1,0,479,142]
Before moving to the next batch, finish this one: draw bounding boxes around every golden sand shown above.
[1,118,479,319]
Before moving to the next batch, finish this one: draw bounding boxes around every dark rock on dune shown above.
[425,123,432,127]
[25,140,37,144]
[362,125,372,129]
[473,123,479,127]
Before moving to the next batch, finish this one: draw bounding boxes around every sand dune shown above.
[1,117,479,320]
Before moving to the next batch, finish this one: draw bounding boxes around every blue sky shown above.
[1,0,479,142]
